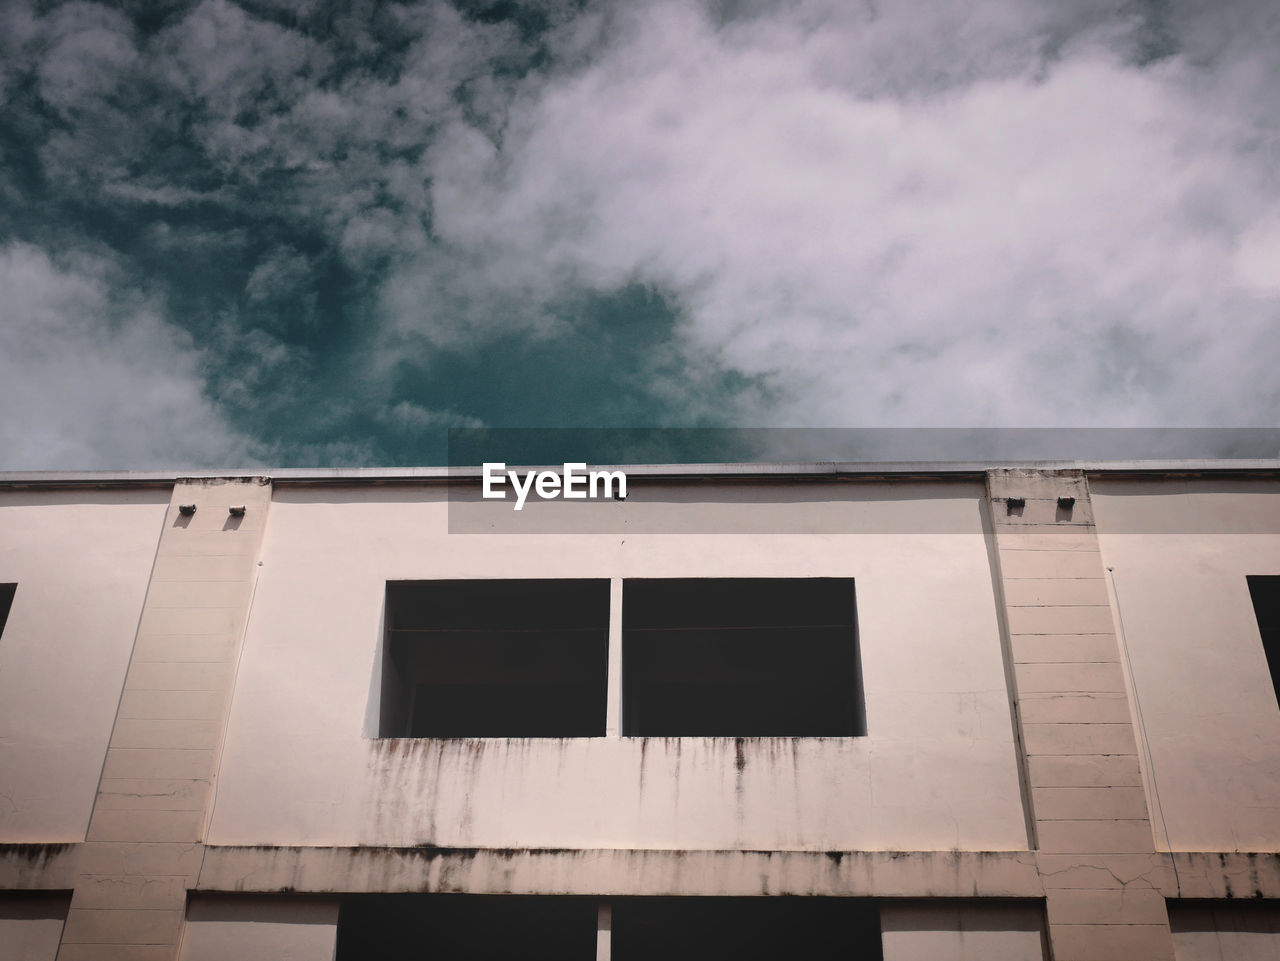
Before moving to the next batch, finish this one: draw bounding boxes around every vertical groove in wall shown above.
[54,478,272,961]
[987,468,1176,961]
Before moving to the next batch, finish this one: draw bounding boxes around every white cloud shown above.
[378,401,484,432]
[1233,211,1280,297]
[0,243,259,468]
[414,0,1280,426]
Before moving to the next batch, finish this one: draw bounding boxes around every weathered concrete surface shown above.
[194,846,1044,898]
[208,482,1028,852]
[13,843,1280,901]
[1,469,1278,958]
[1169,852,1280,900]
[0,844,79,890]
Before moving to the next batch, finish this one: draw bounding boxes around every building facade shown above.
[1,463,1279,960]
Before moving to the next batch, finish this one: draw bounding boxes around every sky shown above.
[1,0,1278,468]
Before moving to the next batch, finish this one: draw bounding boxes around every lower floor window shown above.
[337,894,597,961]
[335,894,882,961]
[612,896,882,961]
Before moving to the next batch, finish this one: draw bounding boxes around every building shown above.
[1,462,1279,960]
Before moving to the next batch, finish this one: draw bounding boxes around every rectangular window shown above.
[0,584,14,640]
[336,895,880,961]
[337,894,597,961]
[623,578,865,736]
[380,579,609,737]
[1247,575,1280,708]
[613,896,882,961]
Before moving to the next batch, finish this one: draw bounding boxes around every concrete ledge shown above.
[1169,852,1280,899]
[0,843,79,889]
[194,847,1045,899]
[11,845,1280,904]
[1035,852,1280,900]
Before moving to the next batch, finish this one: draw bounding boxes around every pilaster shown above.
[56,478,270,961]
[988,469,1175,961]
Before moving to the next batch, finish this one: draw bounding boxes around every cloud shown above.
[155,0,322,123]
[1234,213,1280,297]
[244,244,314,315]
[0,242,259,468]
[378,401,485,432]
[34,2,138,114]
[2,0,1278,470]
[413,0,1280,427]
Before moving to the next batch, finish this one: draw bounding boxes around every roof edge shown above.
[4,459,1280,489]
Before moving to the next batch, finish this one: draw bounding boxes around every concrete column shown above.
[55,478,271,961]
[606,578,623,737]
[987,469,1175,961]
[596,900,612,961]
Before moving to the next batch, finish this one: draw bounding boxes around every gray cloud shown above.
[1,0,1277,469]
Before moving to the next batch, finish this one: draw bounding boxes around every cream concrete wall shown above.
[1091,479,1280,852]
[206,481,1029,851]
[178,896,337,961]
[0,490,168,842]
[880,900,1047,960]
[0,894,69,961]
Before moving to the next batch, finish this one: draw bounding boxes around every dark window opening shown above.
[336,894,880,961]
[337,894,597,961]
[0,584,14,640]
[380,579,609,737]
[623,578,864,736]
[612,896,882,961]
[1247,576,1280,708]
[1168,898,1280,941]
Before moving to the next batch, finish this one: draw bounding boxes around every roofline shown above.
[4,459,1280,489]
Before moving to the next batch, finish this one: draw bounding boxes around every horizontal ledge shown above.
[8,845,1280,901]
[195,846,1044,899]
